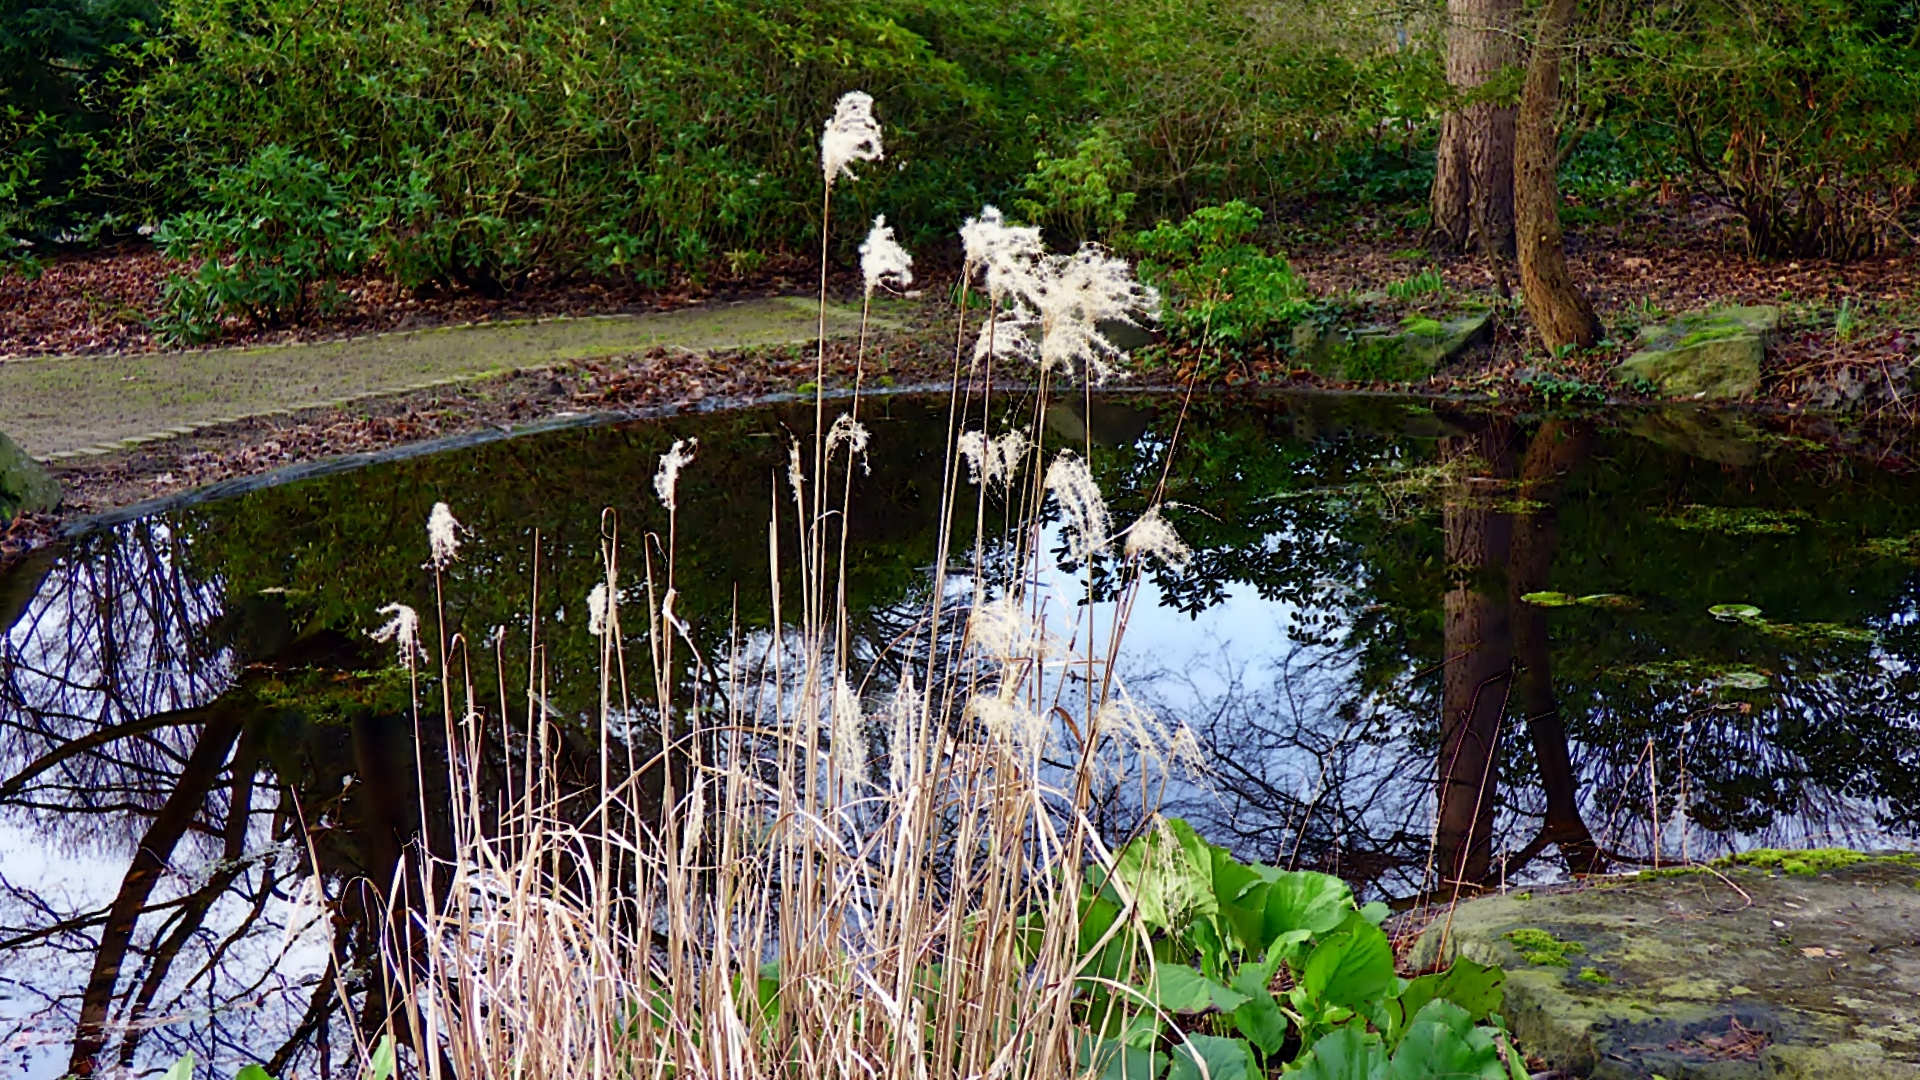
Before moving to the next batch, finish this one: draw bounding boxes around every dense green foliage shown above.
[1072,818,1521,1077]
[3,0,1918,289]
[1130,201,1317,349]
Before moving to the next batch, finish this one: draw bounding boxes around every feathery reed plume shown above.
[957,428,1029,488]
[426,502,461,567]
[858,215,913,295]
[368,602,421,661]
[1124,504,1191,571]
[959,205,1043,304]
[1045,449,1112,562]
[586,581,613,637]
[654,437,697,511]
[820,90,884,187]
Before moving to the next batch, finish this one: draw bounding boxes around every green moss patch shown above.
[1504,928,1586,967]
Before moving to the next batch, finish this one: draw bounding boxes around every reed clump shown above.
[352,91,1201,1080]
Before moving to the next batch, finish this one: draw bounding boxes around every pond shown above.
[5,391,1920,1077]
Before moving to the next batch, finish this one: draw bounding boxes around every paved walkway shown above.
[2,296,875,461]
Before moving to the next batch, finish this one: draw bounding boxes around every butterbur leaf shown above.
[1300,922,1397,1012]
[1154,961,1251,1014]
[236,1068,273,1080]
[1387,1000,1505,1080]
[1709,603,1762,621]
[1078,1030,1169,1080]
[1228,962,1289,1055]
[1114,818,1218,931]
[164,1054,195,1080]
[1358,901,1390,926]
[1168,1034,1261,1080]
[1290,1024,1389,1080]
[366,1035,396,1080]
[1264,870,1355,942]
[1393,956,1505,1041]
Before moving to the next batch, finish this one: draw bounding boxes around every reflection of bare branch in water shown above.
[0,524,341,1078]
[1146,640,1440,901]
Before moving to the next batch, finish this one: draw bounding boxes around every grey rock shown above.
[1300,310,1495,383]
[1616,305,1779,401]
[0,429,58,523]
[1409,858,1920,1079]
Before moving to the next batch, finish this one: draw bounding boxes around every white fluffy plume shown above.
[1124,505,1191,572]
[957,428,1028,489]
[370,603,422,662]
[654,438,698,512]
[427,503,462,568]
[959,206,1044,304]
[1044,451,1112,563]
[859,215,913,295]
[821,91,884,187]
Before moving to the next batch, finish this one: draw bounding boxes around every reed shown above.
[352,90,1195,1080]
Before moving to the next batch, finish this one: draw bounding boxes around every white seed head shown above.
[1045,451,1112,563]
[1098,692,1206,777]
[426,503,461,568]
[587,582,613,638]
[1124,505,1191,572]
[370,603,422,662]
[1031,244,1160,385]
[821,91,884,187]
[885,670,923,789]
[959,205,1043,304]
[787,439,807,503]
[966,594,1050,662]
[654,438,698,512]
[827,413,871,474]
[971,301,1041,370]
[859,215,913,295]
[679,780,705,865]
[832,673,866,782]
[957,428,1028,488]
[967,690,1049,758]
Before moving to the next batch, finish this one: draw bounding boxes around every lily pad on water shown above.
[1623,660,1772,691]
[1522,592,1639,609]
[1709,603,1762,621]
[1659,505,1810,535]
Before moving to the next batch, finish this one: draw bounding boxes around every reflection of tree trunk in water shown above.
[1435,425,1516,891]
[345,710,417,1046]
[69,705,245,1077]
[1506,421,1603,875]
[114,725,264,1068]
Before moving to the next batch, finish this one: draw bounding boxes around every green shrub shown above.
[153,146,368,341]
[1587,0,1920,259]
[1012,127,1135,243]
[1129,200,1318,349]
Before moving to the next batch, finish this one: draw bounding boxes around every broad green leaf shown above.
[1153,961,1251,1014]
[1520,591,1577,607]
[1167,1034,1261,1080]
[1387,1000,1505,1080]
[235,1068,273,1080]
[163,1054,196,1080]
[1709,603,1762,621]
[366,1035,396,1080]
[1290,1024,1389,1080]
[1358,901,1391,926]
[1228,963,1289,1055]
[1393,956,1505,1040]
[1299,923,1397,1012]
[1263,871,1354,944]
[1077,1030,1169,1080]
[1114,818,1218,931]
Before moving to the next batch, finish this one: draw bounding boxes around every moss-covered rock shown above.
[1615,306,1779,400]
[1410,857,1920,1078]
[0,429,59,522]
[1297,310,1494,383]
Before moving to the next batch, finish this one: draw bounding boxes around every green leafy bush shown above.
[1071,818,1523,1078]
[153,145,368,342]
[1588,0,1920,259]
[1130,200,1318,348]
[1012,127,1136,243]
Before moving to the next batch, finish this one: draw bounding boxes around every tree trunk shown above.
[1514,0,1602,350]
[1432,0,1519,257]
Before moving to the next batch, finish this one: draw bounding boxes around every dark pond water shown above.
[6,392,1920,1077]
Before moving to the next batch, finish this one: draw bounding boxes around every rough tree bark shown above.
[1432,0,1520,258]
[1514,0,1602,350]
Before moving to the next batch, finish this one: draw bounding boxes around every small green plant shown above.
[1834,297,1860,342]
[1517,370,1608,407]
[1129,201,1319,352]
[1074,818,1526,1078]
[154,146,369,343]
[1013,128,1137,242]
[1503,927,1586,967]
[1659,505,1810,535]
[1385,267,1447,302]
[1577,967,1612,985]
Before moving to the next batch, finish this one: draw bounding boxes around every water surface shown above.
[5,392,1920,1077]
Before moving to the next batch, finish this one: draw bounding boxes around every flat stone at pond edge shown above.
[1409,859,1920,1078]
[1616,305,1779,400]
[0,429,59,522]
[1295,310,1494,382]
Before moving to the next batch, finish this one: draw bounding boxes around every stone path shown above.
[1,296,876,461]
